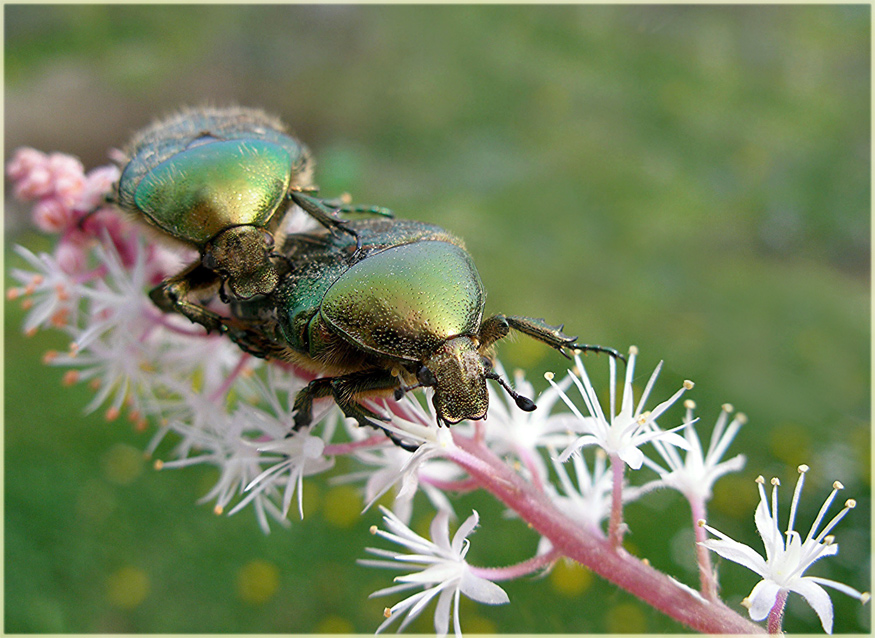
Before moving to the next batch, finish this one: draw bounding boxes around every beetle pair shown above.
[116,106,623,444]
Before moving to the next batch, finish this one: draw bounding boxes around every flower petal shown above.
[433,588,453,637]
[700,538,768,576]
[460,570,510,605]
[617,445,644,470]
[452,511,480,555]
[746,579,782,622]
[789,578,834,634]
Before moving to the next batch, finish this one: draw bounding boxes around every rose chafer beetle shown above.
[224,218,623,447]
[114,105,390,333]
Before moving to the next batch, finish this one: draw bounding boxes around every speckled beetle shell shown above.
[116,106,313,248]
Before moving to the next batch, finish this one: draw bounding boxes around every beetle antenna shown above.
[485,371,536,412]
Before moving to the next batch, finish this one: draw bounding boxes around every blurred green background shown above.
[5,4,870,634]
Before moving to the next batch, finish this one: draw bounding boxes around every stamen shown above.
[788,465,808,534]
[815,495,857,543]
[770,478,780,526]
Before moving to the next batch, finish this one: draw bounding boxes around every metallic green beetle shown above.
[224,218,623,447]
[115,105,389,333]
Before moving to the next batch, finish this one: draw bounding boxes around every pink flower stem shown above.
[518,445,547,493]
[608,453,626,550]
[470,548,562,582]
[421,476,481,493]
[767,589,788,634]
[209,354,252,402]
[324,435,388,456]
[448,433,764,634]
[690,496,718,600]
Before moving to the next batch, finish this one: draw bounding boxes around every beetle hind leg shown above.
[288,191,363,251]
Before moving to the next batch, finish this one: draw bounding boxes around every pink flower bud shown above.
[46,152,85,179]
[33,197,74,233]
[6,147,47,181]
[77,164,120,211]
[13,165,54,200]
[55,240,89,275]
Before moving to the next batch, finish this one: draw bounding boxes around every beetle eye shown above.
[417,366,437,387]
[480,356,493,372]
[202,250,217,270]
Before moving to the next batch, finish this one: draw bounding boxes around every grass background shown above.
[5,4,870,634]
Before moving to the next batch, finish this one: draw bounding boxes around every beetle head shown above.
[421,336,489,425]
[203,226,279,299]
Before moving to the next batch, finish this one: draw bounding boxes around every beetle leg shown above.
[288,191,362,252]
[76,192,115,230]
[293,371,419,449]
[479,314,626,363]
[477,314,511,350]
[220,320,283,360]
[319,193,394,219]
[149,263,226,334]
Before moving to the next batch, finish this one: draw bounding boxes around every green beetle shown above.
[224,218,623,446]
[115,105,389,333]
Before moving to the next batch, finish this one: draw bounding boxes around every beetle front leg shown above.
[149,263,225,334]
[479,314,625,362]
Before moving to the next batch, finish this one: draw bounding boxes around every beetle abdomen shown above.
[320,240,484,361]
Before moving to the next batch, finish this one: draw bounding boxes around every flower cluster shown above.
[7,148,868,635]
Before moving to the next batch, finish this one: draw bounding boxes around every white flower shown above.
[242,426,334,520]
[360,507,509,637]
[700,465,870,633]
[639,401,746,503]
[481,363,578,482]
[344,394,457,512]
[339,440,462,524]
[545,448,617,538]
[547,347,692,470]
[157,406,291,534]
[9,245,82,335]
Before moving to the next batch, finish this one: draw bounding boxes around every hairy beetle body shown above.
[116,106,391,334]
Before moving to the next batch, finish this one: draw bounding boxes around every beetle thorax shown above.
[426,336,488,425]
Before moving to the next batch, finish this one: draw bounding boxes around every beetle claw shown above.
[572,343,627,364]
